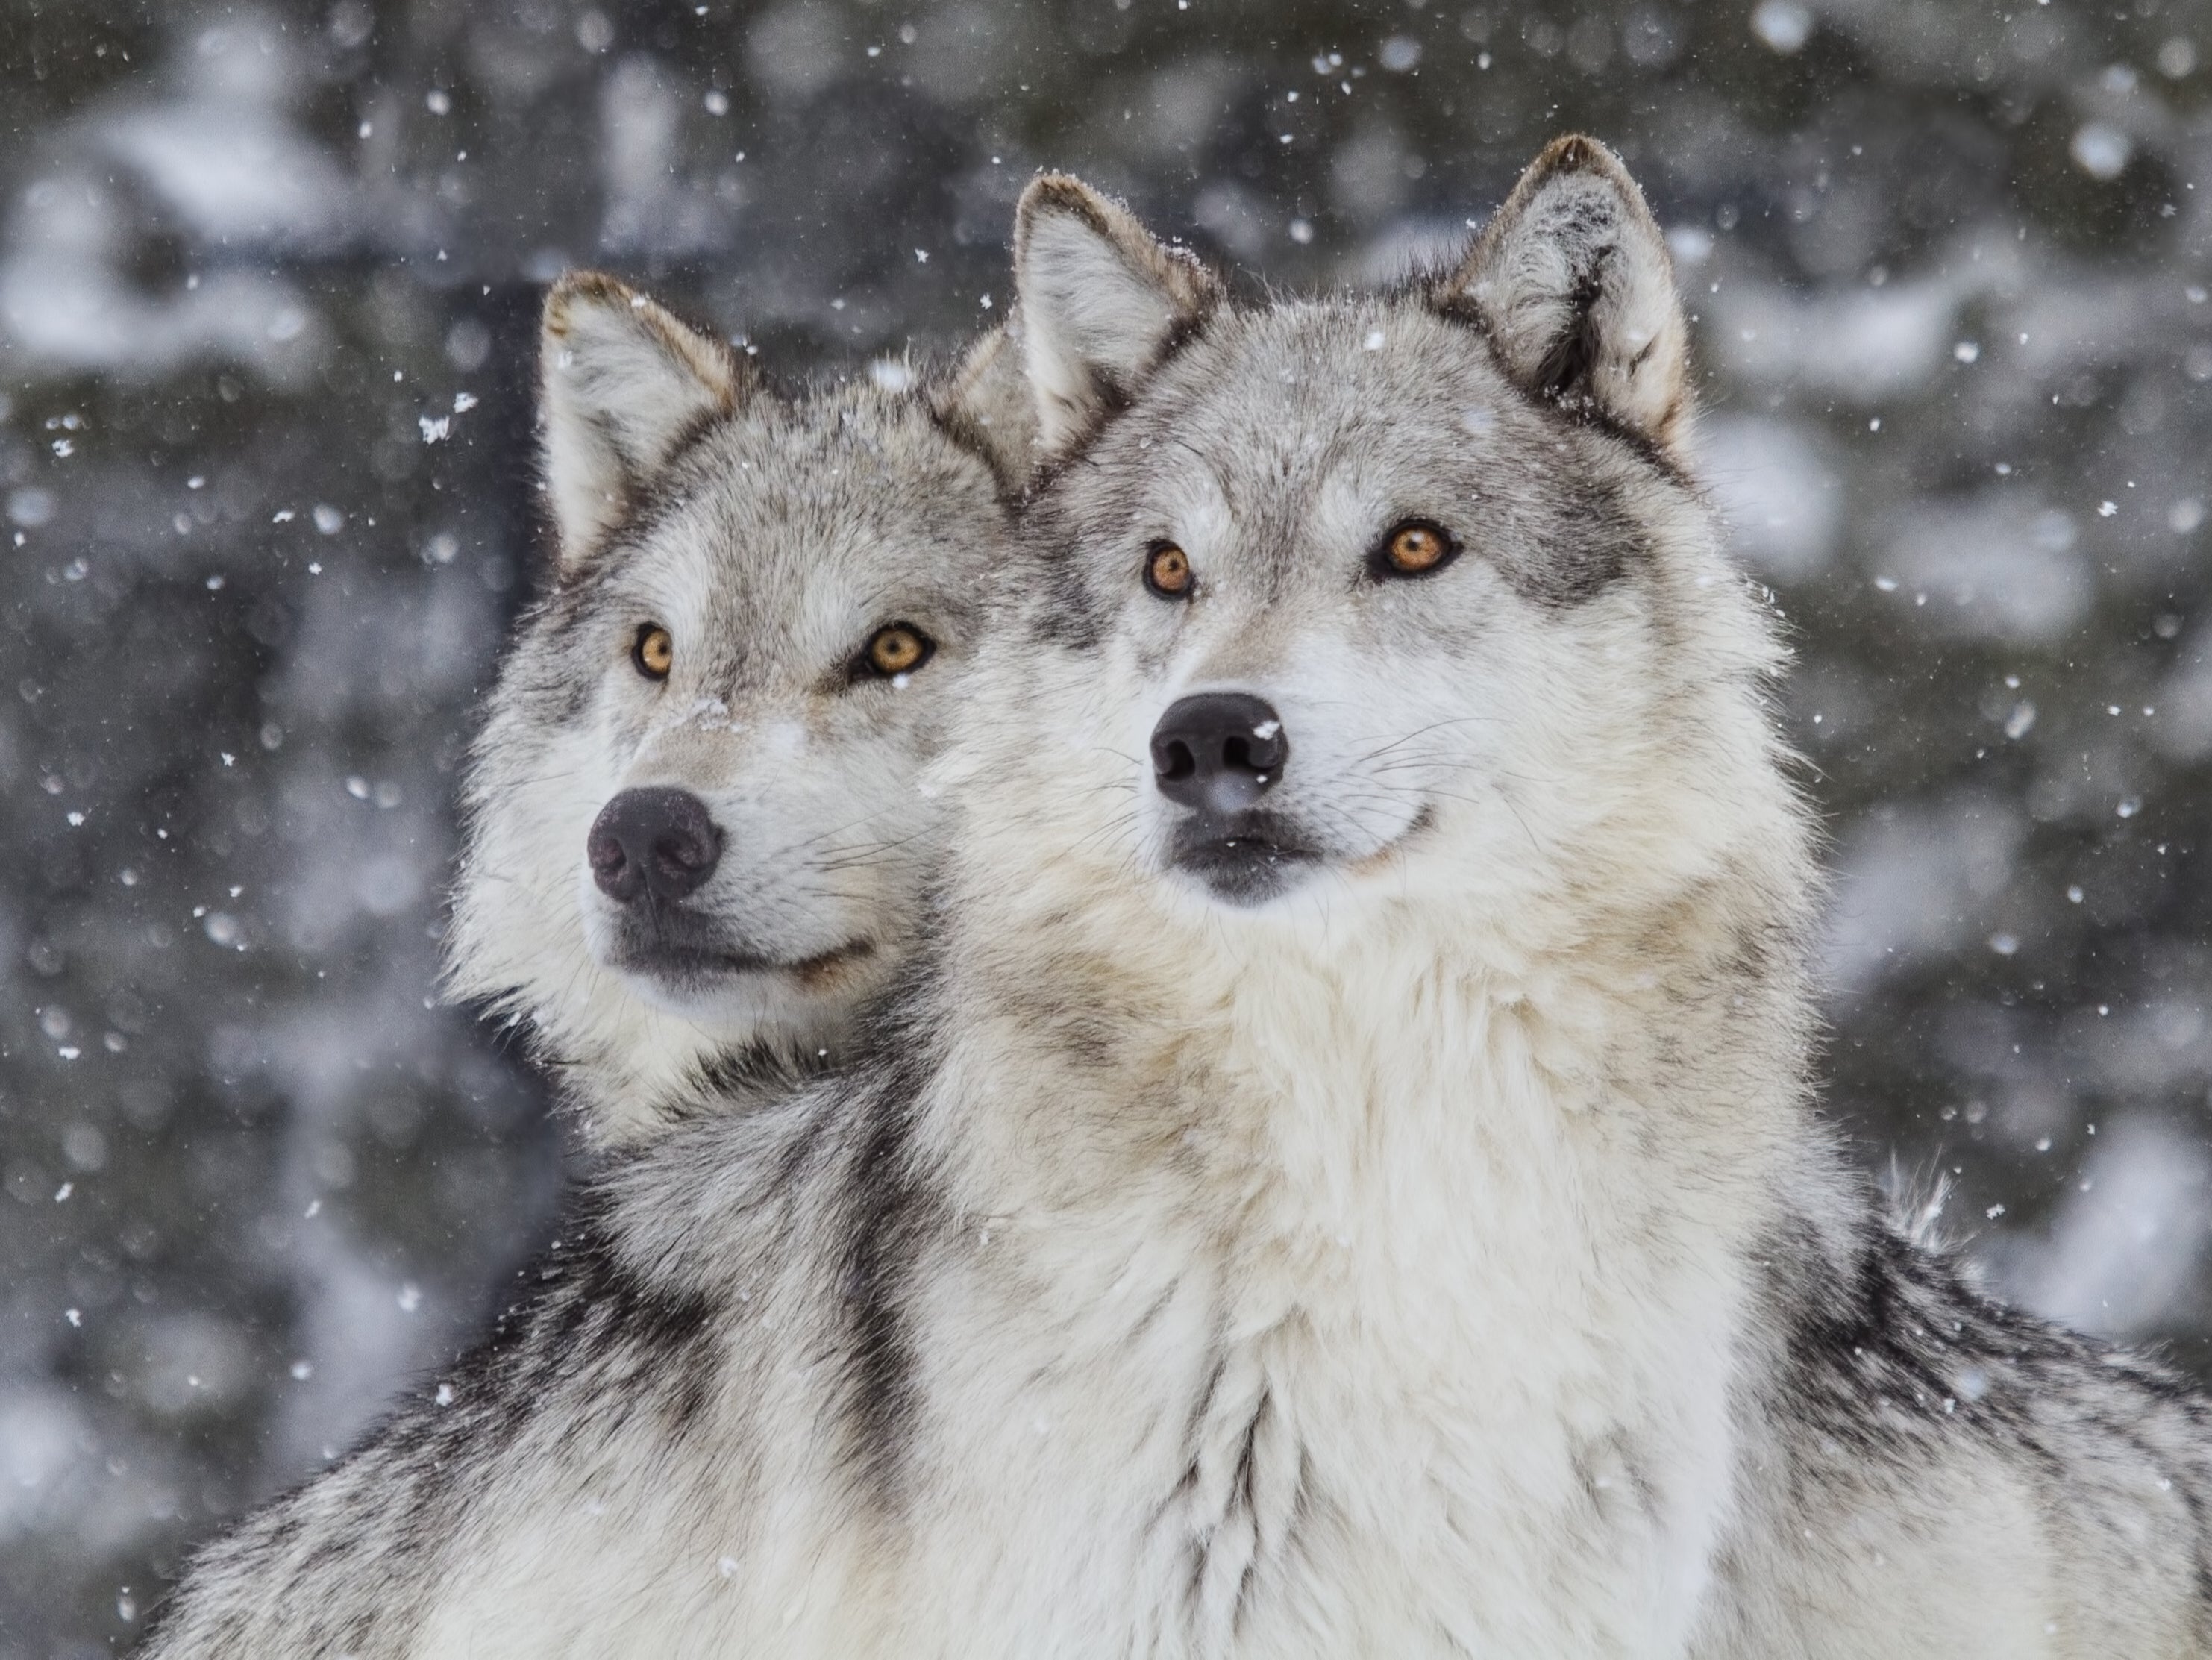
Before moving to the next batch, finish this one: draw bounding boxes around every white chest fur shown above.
[897,928,1767,1659]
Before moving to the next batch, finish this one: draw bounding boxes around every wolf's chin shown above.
[606,939,877,1025]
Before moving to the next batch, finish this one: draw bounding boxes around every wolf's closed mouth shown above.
[1168,809,1322,903]
[620,935,875,986]
[1345,805,1435,879]
[786,939,877,988]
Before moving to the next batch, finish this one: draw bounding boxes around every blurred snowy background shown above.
[0,0,2206,1647]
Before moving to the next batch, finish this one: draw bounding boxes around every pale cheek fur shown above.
[449,661,939,1143]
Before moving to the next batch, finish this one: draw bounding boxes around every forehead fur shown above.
[554,378,1005,677]
[1037,295,1685,616]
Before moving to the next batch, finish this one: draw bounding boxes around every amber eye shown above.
[862,624,934,679]
[633,623,674,680]
[1373,520,1458,580]
[1144,542,1193,598]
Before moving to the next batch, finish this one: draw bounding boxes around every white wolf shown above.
[143,140,2212,1657]
[446,271,1028,1146]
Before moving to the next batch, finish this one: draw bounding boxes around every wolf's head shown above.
[956,140,1808,992]
[448,275,1018,1144]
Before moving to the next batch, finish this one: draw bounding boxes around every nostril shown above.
[1247,719,1285,771]
[653,827,717,877]
[1159,739,1197,782]
[1223,736,1252,772]
[587,822,642,903]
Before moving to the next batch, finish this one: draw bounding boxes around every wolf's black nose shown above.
[1150,692,1287,813]
[588,787,722,904]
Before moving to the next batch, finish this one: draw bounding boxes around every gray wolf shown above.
[445,271,1027,1147]
[143,139,2212,1657]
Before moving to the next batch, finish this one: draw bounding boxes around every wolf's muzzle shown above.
[1150,692,1286,815]
[588,787,723,903]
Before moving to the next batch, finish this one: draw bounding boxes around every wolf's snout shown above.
[588,787,723,904]
[1150,693,1287,814]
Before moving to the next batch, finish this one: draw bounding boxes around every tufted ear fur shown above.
[539,271,748,566]
[931,320,1037,492]
[1439,136,1690,456]
[1012,175,1220,455]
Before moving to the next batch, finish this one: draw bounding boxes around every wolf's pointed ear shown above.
[540,271,748,566]
[1440,137,1690,455]
[931,322,1036,492]
[1013,175,1220,454]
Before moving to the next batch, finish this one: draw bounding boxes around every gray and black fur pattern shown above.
[142,140,2212,1659]
[445,272,1027,1149]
